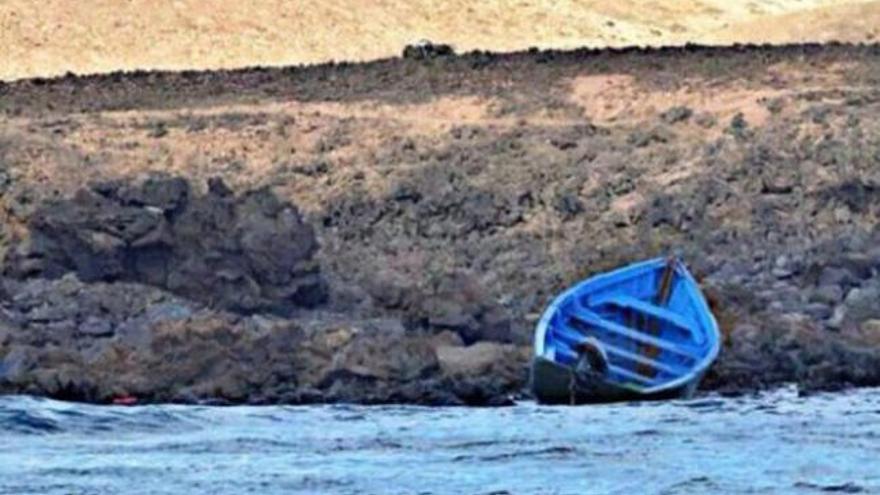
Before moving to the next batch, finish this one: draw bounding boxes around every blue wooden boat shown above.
[531,257,720,404]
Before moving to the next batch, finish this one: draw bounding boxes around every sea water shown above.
[1,387,879,494]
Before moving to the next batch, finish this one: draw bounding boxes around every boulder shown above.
[660,106,693,124]
[810,285,844,305]
[410,273,514,344]
[861,319,880,332]
[827,305,846,330]
[804,303,833,321]
[0,346,36,385]
[858,320,880,346]
[843,285,880,323]
[431,330,465,348]
[328,333,438,383]
[77,317,114,338]
[818,266,857,288]
[436,342,519,377]
[402,41,455,60]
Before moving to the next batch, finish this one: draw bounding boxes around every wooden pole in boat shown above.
[655,257,676,306]
[637,257,676,378]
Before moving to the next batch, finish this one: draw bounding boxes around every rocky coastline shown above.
[2,43,880,405]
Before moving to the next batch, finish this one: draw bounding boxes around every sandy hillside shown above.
[1,0,879,81]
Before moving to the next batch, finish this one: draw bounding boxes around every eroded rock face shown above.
[0,275,202,401]
[3,176,327,314]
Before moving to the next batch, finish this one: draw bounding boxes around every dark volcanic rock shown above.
[660,106,693,124]
[0,274,527,405]
[554,193,585,219]
[3,176,327,314]
[703,312,880,395]
[402,41,455,61]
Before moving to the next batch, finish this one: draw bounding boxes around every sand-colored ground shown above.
[2,0,879,81]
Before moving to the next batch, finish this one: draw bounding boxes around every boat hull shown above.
[531,356,701,404]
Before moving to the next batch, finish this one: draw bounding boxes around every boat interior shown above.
[547,260,713,390]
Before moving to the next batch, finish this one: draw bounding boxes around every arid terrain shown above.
[1,43,880,404]
[2,0,880,80]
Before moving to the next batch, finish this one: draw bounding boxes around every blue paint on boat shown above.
[531,257,721,403]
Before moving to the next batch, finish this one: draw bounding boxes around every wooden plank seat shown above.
[594,294,699,339]
[567,306,700,362]
[555,324,688,377]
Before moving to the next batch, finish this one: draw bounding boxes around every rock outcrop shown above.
[0,274,527,405]
[3,177,327,314]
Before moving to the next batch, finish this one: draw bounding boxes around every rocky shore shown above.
[1,43,880,405]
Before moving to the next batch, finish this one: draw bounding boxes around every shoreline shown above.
[0,382,867,408]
